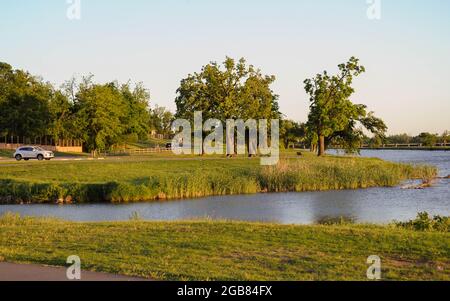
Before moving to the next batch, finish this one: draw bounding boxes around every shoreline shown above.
[0,178,438,206]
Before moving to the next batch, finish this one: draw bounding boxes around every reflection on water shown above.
[0,150,449,225]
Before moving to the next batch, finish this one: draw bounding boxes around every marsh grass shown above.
[0,153,437,203]
[259,157,436,192]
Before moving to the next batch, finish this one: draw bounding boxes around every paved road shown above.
[0,262,150,281]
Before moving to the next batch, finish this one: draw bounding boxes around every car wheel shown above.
[15,154,22,161]
[37,154,44,161]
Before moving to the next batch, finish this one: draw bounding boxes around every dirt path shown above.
[0,262,150,281]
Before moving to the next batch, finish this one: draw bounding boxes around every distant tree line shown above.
[365,131,450,147]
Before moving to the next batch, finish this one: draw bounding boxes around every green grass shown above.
[0,214,448,280]
[0,149,13,158]
[0,152,436,203]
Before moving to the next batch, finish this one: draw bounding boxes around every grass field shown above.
[0,152,436,203]
[0,214,448,281]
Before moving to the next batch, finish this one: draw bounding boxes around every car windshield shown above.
[34,147,44,151]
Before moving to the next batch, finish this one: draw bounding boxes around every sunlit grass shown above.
[0,214,448,281]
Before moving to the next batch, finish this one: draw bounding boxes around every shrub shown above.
[394,212,450,232]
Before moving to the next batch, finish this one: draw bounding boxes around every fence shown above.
[0,136,83,153]
[361,143,450,148]
[109,147,172,156]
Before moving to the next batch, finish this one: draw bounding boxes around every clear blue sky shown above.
[1,0,449,135]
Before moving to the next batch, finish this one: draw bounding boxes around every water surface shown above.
[1,150,448,224]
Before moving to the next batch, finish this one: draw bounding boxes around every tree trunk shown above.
[318,135,325,157]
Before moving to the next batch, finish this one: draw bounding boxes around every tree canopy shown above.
[5,58,445,156]
[304,57,387,155]
[0,62,155,153]
[0,62,54,137]
[175,57,280,121]
[149,105,174,137]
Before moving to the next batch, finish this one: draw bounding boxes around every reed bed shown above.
[259,157,436,192]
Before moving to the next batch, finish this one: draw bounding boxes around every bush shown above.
[394,212,450,232]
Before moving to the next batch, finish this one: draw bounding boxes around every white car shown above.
[14,146,55,161]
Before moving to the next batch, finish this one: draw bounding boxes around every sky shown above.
[1,0,449,135]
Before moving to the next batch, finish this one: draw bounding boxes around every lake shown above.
[1,150,449,224]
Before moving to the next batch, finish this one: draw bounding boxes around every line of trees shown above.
[0,62,173,154]
[365,131,450,147]
[1,57,445,156]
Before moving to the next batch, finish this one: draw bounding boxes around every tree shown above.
[48,90,74,141]
[119,82,150,140]
[73,78,127,154]
[0,62,53,138]
[385,133,413,145]
[175,57,280,154]
[304,57,386,156]
[149,105,174,137]
[441,131,449,145]
[175,57,280,121]
[417,132,438,147]
[328,110,387,153]
[61,77,153,153]
[280,120,306,149]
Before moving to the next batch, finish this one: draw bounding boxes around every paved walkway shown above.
[0,262,150,281]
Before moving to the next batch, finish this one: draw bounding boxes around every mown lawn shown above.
[0,215,448,280]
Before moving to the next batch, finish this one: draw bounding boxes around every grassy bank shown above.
[0,152,436,203]
[0,214,448,280]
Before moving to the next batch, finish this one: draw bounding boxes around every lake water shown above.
[1,150,449,224]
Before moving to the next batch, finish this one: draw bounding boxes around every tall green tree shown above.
[0,62,53,138]
[175,57,280,121]
[149,105,174,137]
[62,77,153,153]
[304,57,386,156]
[48,90,74,141]
[73,78,127,154]
[119,82,150,140]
